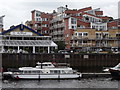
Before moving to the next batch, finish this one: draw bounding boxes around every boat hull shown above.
[11,74,81,80]
[109,69,120,79]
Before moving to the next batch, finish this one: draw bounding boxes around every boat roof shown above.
[19,67,72,71]
[36,62,53,64]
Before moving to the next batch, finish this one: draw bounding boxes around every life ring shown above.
[16,76,19,79]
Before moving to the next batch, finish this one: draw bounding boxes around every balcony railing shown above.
[50,17,63,23]
[71,43,120,48]
[72,36,120,40]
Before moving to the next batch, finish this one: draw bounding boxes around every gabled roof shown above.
[1,24,43,36]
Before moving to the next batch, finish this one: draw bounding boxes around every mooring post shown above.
[38,74,40,82]
[78,73,82,81]
[118,80,120,90]
[58,74,60,82]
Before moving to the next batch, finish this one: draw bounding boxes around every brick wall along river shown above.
[1,53,120,72]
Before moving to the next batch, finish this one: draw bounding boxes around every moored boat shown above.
[3,62,81,80]
[109,63,120,79]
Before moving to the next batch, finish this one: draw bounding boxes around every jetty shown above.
[81,73,111,78]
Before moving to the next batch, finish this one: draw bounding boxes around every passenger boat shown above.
[3,62,81,80]
[109,63,120,79]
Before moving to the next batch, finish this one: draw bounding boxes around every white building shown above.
[0,24,57,53]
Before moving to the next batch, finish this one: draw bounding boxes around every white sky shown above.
[0,0,120,29]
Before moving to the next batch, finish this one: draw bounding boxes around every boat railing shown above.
[54,63,70,68]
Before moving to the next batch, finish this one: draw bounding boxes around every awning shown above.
[1,40,57,47]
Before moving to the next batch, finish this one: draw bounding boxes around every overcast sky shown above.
[0,0,120,29]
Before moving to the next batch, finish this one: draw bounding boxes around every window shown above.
[66,34,69,37]
[92,26,95,29]
[83,41,87,43]
[71,18,76,24]
[78,41,82,44]
[36,13,40,17]
[79,33,82,37]
[75,33,77,36]
[83,33,88,36]
[116,33,120,37]
[72,26,74,29]
[85,16,89,21]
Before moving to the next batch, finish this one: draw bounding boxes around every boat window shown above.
[42,64,46,66]
[32,71,37,74]
[45,64,48,66]
[19,71,23,74]
[50,70,54,73]
[28,71,31,73]
[31,71,43,74]
[117,66,120,69]
[23,71,31,74]
[68,70,73,74]
[48,64,52,66]
[54,70,60,74]
[50,70,60,74]
[61,70,66,74]
[23,71,27,74]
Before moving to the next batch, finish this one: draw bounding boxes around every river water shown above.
[1,78,120,89]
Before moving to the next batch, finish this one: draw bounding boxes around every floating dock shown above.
[81,73,111,78]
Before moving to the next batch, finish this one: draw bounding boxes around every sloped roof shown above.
[1,24,43,36]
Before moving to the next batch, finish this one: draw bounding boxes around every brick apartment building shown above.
[0,15,5,33]
[26,6,119,52]
[26,10,53,36]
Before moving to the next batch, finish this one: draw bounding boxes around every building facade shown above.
[28,6,119,52]
[0,24,57,53]
[71,29,120,52]
[30,10,53,36]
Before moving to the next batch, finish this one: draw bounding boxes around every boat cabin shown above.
[36,62,55,69]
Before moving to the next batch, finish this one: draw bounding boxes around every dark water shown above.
[1,78,119,88]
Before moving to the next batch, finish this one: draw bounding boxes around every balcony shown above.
[35,21,41,24]
[52,37,64,41]
[57,23,65,28]
[72,36,89,40]
[49,26,54,30]
[50,17,63,23]
[95,37,120,40]
[71,43,93,47]
[57,31,64,35]
[72,36,120,41]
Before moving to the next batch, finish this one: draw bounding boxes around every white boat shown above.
[3,62,81,80]
[109,63,120,79]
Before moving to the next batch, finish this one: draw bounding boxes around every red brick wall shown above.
[77,20,90,28]
[95,11,103,15]
[107,21,118,27]
[64,18,74,49]
[31,11,36,30]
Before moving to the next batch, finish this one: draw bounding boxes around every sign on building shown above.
[10,32,33,36]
